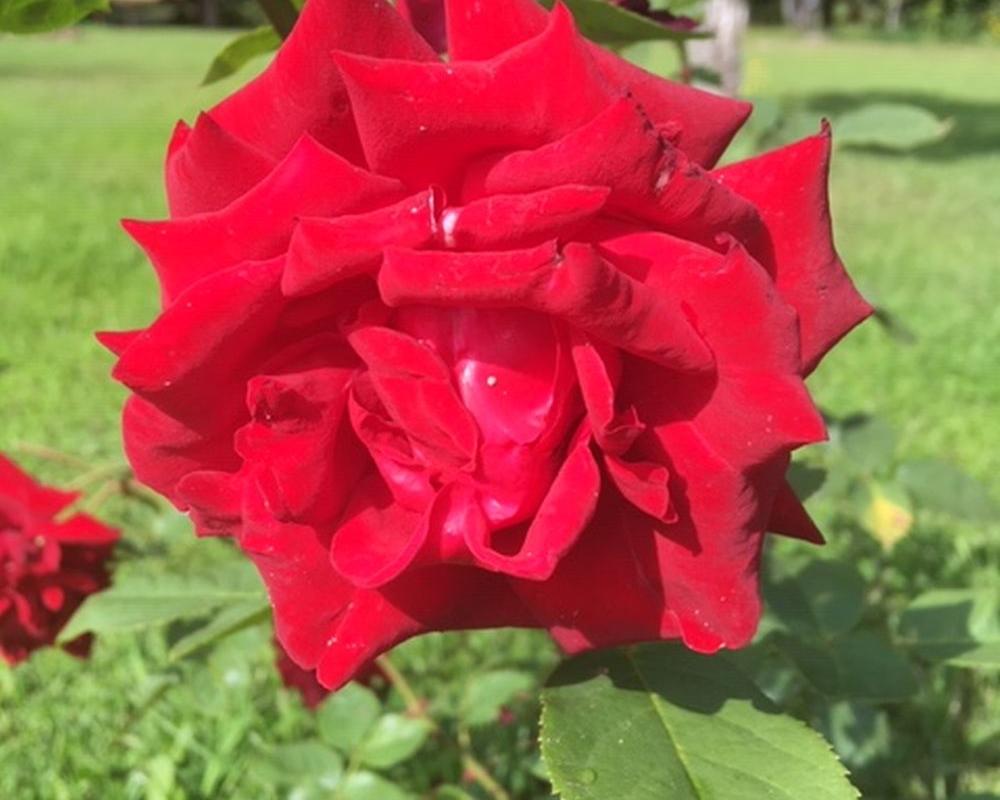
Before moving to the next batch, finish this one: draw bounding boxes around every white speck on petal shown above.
[441,208,459,248]
[485,375,498,388]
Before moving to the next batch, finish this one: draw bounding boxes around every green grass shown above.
[0,25,998,799]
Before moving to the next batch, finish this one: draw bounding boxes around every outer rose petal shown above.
[125,139,403,303]
[511,494,676,652]
[639,429,778,652]
[0,456,77,520]
[483,98,763,248]
[208,0,436,162]
[335,5,612,188]
[713,128,873,374]
[165,113,276,218]
[444,0,750,166]
[241,483,536,689]
[768,479,825,544]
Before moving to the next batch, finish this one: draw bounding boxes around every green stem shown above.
[374,655,511,800]
[12,442,90,469]
[675,40,692,84]
[256,0,298,39]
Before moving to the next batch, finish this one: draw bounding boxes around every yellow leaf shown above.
[862,484,914,551]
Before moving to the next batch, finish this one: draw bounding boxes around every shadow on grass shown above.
[803,90,1000,160]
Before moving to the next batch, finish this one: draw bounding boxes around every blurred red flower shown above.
[0,455,118,665]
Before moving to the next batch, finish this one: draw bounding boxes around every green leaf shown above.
[461,669,535,727]
[541,0,707,44]
[870,304,917,345]
[834,102,952,151]
[897,459,998,521]
[776,631,917,701]
[432,786,477,800]
[541,644,858,800]
[253,740,343,790]
[831,633,918,701]
[834,414,897,473]
[0,0,106,34]
[168,599,271,662]
[338,771,412,800]
[787,462,827,502]
[357,714,432,769]
[897,589,1000,668]
[202,26,281,86]
[765,560,867,639]
[316,683,381,753]
[816,701,892,771]
[58,561,265,642]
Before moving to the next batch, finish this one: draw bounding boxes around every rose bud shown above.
[101,0,870,689]
[0,455,119,665]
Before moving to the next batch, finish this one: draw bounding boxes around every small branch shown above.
[459,726,511,800]
[66,462,130,490]
[13,442,90,469]
[374,655,425,715]
[374,655,511,800]
[675,40,693,84]
[255,0,298,39]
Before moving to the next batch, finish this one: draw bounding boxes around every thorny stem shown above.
[374,655,512,800]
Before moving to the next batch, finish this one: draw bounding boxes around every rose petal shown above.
[464,432,600,580]
[768,480,825,544]
[166,112,276,218]
[603,455,676,522]
[379,242,714,372]
[283,189,439,298]
[444,0,749,166]
[124,137,404,303]
[441,185,610,250]
[713,126,873,374]
[335,5,611,188]
[484,98,763,249]
[397,0,448,52]
[329,475,429,588]
[210,0,436,161]
[348,326,480,470]
[238,356,360,526]
[113,259,285,416]
[512,494,674,652]
[0,456,78,520]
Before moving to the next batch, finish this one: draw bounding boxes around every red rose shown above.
[102,0,870,689]
[0,455,119,665]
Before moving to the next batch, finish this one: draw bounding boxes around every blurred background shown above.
[0,1,998,798]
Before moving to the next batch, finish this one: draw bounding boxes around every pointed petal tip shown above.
[95,329,140,358]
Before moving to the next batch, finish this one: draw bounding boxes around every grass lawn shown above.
[0,24,997,799]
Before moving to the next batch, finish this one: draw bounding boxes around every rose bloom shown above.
[0,455,119,665]
[102,0,870,688]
